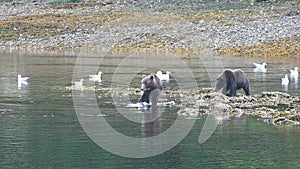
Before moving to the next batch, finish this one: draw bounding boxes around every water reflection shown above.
[282,84,288,92]
[141,107,162,137]
[253,71,266,81]
[294,80,298,90]
[141,107,162,148]
[291,76,298,91]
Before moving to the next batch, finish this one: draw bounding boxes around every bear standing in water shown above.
[214,69,250,97]
[139,74,163,106]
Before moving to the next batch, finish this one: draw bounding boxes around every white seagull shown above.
[71,79,84,88]
[17,74,29,88]
[281,74,289,86]
[289,67,298,80]
[89,71,102,83]
[156,71,171,84]
[253,62,267,73]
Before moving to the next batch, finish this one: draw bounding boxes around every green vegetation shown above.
[0,12,125,41]
[217,36,300,61]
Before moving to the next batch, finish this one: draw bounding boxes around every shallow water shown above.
[0,52,299,168]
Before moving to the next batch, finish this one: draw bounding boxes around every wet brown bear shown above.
[138,74,162,106]
[214,69,250,97]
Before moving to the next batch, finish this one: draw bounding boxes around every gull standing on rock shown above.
[253,62,267,73]
[17,74,29,88]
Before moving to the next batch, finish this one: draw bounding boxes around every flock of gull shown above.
[17,63,298,91]
[253,62,298,87]
[68,70,171,89]
[17,70,170,89]
[70,71,102,89]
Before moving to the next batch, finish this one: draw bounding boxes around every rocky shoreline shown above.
[0,1,299,59]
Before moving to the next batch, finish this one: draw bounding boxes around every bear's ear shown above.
[142,74,146,79]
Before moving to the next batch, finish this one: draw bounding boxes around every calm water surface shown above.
[0,52,299,169]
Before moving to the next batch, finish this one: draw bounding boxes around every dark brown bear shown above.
[214,69,250,97]
[138,74,162,106]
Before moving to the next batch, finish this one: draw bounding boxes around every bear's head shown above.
[140,74,162,91]
[214,73,226,92]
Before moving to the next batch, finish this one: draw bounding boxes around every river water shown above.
[0,51,299,168]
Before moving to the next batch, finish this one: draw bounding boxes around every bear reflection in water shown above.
[138,74,163,106]
[214,69,250,97]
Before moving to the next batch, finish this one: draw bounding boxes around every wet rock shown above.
[210,102,232,115]
[262,91,290,98]
[177,108,201,118]
[232,108,245,117]
[198,88,213,94]
[199,91,299,126]
[284,10,300,17]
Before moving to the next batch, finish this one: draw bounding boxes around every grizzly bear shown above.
[214,69,250,97]
[138,74,163,106]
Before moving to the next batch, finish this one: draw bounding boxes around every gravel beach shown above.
[0,0,299,58]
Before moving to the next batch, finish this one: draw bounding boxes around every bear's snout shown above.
[140,83,146,91]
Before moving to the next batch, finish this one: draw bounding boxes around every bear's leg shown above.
[222,86,228,95]
[150,89,160,106]
[232,85,237,96]
[230,86,237,96]
[227,82,237,97]
[138,90,151,103]
[224,71,237,97]
[243,84,250,96]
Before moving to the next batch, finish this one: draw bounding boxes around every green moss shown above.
[217,36,300,61]
[0,12,125,41]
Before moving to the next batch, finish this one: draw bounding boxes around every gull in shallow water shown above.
[89,71,102,83]
[281,74,289,86]
[156,70,171,84]
[289,67,298,80]
[253,62,267,73]
[17,74,29,88]
[71,79,84,88]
